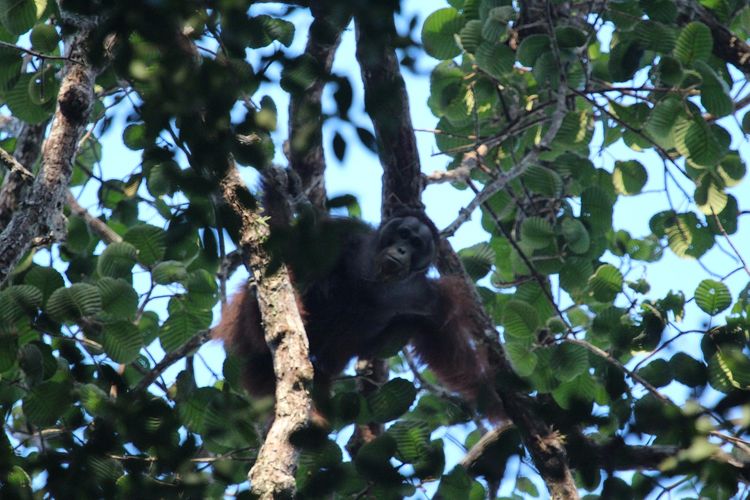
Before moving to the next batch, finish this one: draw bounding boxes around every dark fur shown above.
[214,213,493,412]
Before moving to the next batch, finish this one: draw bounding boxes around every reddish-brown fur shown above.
[410,275,490,399]
[213,214,500,419]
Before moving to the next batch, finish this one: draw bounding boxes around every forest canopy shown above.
[1,0,750,498]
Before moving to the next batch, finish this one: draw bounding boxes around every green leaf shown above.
[709,348,750,391]
[694,61,732,118]
[608,40,643,82]
[669,352,707,387]
[122,123,147,150]
[694,279,731,316]
[552,373,598,409]
[643,0,677,23]
[102,320,142,363]
[23,266,64,304]
[560,218,590,254]
[503,300,539,341]
[367,378,417,423]
[554,111,593,146]
[30,23,59,52]
[743,110,750,134]
[550,343,588,382]
[636,359,672,388]
[152,260,188,284]
[612,160,647,195]
[655,55,683,86]
[481,17,506,42]
[674,22,712,65]
[459,19,482,53]
[0,45,22,91]
[664,212,714,259]
[436,466,485,499]
[79,383,110,416]
[516,34,550,66]
[185,269,219,310]
[716,154,746,188]
[0,334,18,372]
[523,165,563,197]
[516,476,540,497]
[581,186,613,234]
[505,341,538,377]
[279,54,318,93]
[633,20,676,53]
[458,243,494,281]
[0,285,41,322]
[602,477,634,499]
[159,308,210,352]
[645,97,682,145]
[475,42,514,79]
[97,278,138,319]
[0,0,37,35]
[694,176,727,215]
[387,421,430,463]
[6,465,31,492]
[6,73,55,124]
[422,8,464,60]
[97,242,137,278]
[354,435,401,483]
[520,217,555,250]
[46,283,102,323]
[412,440,445,480]
[732,6,750,36]
[22,381,73,426]
[27,67,57,106]
[554,26,587,48]
[588,264,623,302]
[258,15,294,47]
[124,224,167,266]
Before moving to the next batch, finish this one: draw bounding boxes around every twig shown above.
[133,330,211,393]
[564,338,674,406]
[711,211,750,277]
[66,193,123,244]
[0,147,34,181]
[0,39,72,62]
[442,81,569,237]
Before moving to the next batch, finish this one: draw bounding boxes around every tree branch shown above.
[442,82,569,237]
[220,160,313,499]
[66,193,123,244]
[0,121,48,228]
[460,425,750,483]
[424,144,488,186]
[0,12,103,285]
[287,2,348,211]
[355,5,422,214]
[133,329,211,393]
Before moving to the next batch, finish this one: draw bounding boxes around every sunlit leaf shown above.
[694,279,731,316]
[422,8,464,59]
[588,264,623,302]
[674,22,712,65]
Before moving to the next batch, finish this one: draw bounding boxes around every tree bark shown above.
[287,2,348,211]
[0,121,48,228]
[355,5,423,214]
[0,14,101,285]
[220,162,313,499]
